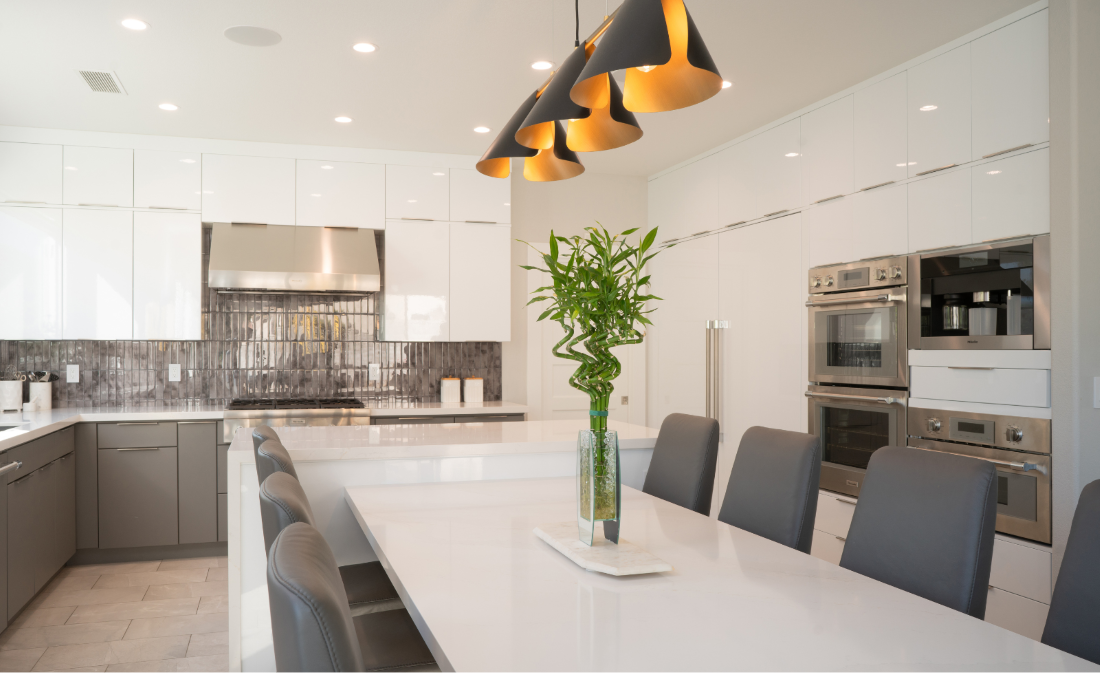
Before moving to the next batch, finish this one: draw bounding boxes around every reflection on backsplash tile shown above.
[0,228,501,408]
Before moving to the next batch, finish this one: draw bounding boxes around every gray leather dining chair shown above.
[252,424,281,455]
[1041,479,1100,664]
[641,413,719,515]
[259,471,401,612]
[717,426,821,553]
[256,437,299,484]
[839,446,997,619]
[267,522,437,672]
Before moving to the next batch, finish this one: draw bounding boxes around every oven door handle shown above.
[971,455,1046,474]
[805,391,906,405]
[805,294,895,307]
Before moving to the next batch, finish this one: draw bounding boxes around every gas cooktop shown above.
[225,397,366,411]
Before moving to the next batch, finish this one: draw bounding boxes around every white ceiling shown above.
[0,0,1037,177]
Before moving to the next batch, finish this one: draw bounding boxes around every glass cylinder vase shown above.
[577,429,621,546]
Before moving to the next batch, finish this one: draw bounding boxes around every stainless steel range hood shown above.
[208,223,381,292]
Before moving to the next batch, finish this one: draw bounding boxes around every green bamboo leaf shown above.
[640,227,658,253]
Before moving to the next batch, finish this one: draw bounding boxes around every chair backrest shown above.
[267,522,365,672]
[1041,479,1100,664]
[256,438,299,484]
[252,424,281,455]
[839,446,997,618]
[259,472,317,555]
[641,413,719,515]
[717,426,821,553]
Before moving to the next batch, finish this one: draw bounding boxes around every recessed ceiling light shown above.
[335,116,352,123]
[432,172,445,176]
[474,126,490,133]
[986,170,1002,175]
[408,199,417,203]
[531,60,554,70]
[121,18,148,31]
[64,166,76,171]
[179,159,195,163]
[784,152,799,157]
[353,43,377,53]
[311,193,322,197]
[159,103,178,111]
[920,105,938,111]
[721,80,732,89]
[224,26,282,47]
[321,165,333,169]
[504,203,511,206]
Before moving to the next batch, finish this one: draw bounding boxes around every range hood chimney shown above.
[208,223,381,293]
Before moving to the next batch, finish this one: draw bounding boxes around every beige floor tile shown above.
[146,581,228,601]
[35,586,149,610]
[180,653,228,671]
[0,647,46,672]
[0,620,130,651]
[6,606,75,630]
[94,569,208,589]
[205,567,228,582]
[215,557,228,568]
[158,557,221,571]
[49,664,108,672]
[68,597,199,625]
[59,562,161,578]
[196,595,228,615]
[105,658,185,672]
[31,642,113,671]
[43,575,100,593]
[186,631,228,658]
[106,635,189,664]
[123,613,227,640]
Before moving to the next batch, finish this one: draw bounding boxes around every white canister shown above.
[0,381,21,412]
[441,378,461,403]
[29,382,52,411]
[463,378,484,404]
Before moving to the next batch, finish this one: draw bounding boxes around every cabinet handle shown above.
[690,230,712,237]
[763,209,789,217]
[116,447,159,452]
[464,220,498,224]
[0,461,23,477]
[231,222,268,226]
[148,206,188,210]
[395,417,433,420]
[77,203,119,207]
[835,535,847,542]
[400,217,434,221]
[947,366,995,371]
[835,497,857,506]
[813,195,845,204]
[982,143,1034,159]
[4,199,46,204]
[914,164,958,177]
[858,181,895,192]
[116,422,160,426]
[177,421,215,424]
[723,220,747,229]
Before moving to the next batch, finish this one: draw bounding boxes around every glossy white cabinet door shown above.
[386,165,449,221]
[449,223,510,341]
[806,195,853,268]
[133,150,201,211]
[716,140,754,227]
[800,95,853,206]
[810,529,845,566]
[908,45,971,176]
[450,169,511,224]
[854,72,909,189]
[383,220,449,341]
[0,142,62,204]
[646,156,718,241]
[972,148,1049,243]
[985,587,1050,642]
[972,10,1049,159]
[62,209,133,340]
[63,146,133,207]
[752,119,801,217]
[296,159,385,229]
[201,154,295,225]
[851,181,907,261]
[133,212,201,340]
[908,167,972,252]
[0,207,63,339]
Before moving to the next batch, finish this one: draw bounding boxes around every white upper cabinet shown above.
[800,96,854,206]
[386,165,449,221]
[972,147,1049,244]
[133,150,201,211]
[63,146,133,207]
[649,156,718,241]
[806,196,853,268]
[751,119,801,217]
[717,140,754,227]
[296,159,385,229]
[383,220,449,341]
[201,154,295,225]
[0,142,62,204]
[908,167,971,252]
[450,223,510,341]
[908,45,971,176]
[450,168,510,224]
[133,212,202,340]
[851,181,908,260]
[0,207,63,339]
[62,209,133,340]
[972,10,1049,159]
[854,72,908,189]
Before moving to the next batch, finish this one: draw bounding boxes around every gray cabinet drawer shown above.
[372,415,456,425]
[1,427,75,484]
[460,413,525,423]
[98,422,177,449]
[98,447,179,549]
[218,494,227,543]
[217,444,228,494]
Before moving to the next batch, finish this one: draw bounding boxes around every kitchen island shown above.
[225,419,659,671]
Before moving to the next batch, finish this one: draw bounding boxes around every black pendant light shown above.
[515,42,591,150]
[566,71,642,152]
[475,90,541,178]
[523,120,584,182]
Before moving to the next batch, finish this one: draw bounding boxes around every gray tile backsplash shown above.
[0,228,501,408]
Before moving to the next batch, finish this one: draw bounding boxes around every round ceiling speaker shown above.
[224,26,282,47]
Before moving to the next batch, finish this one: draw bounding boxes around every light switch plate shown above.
[169,364,181,382]
[66,365,79,383]
[368,363,381,382]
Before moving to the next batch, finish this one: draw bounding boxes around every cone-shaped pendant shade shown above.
[524,121,584,182]
[476,90,540,178]
[515,43,592,150]
[571,0,722,114]
[566,73,642,152]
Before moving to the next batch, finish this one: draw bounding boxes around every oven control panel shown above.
[907,407,1050,454]
[809,256,907,294]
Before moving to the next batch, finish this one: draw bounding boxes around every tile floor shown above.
[0,557,228,672]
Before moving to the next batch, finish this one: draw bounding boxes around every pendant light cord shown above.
[575,0,580,47]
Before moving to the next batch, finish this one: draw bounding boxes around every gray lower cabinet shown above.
[98,448,179,549]
[372,413,525,425]
[178,422,217,544]
[75,424,98,549]
[217,494,228,543]
[0,462,6,629]
[6,468,37,620]
[98,422,177,449]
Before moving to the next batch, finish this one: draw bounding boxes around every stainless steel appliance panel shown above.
[908,406,1051,454]
[807,287,908,388]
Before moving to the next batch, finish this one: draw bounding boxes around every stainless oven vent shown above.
[78,70,126,94]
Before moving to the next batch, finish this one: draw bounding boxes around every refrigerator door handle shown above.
[706,321,729,424]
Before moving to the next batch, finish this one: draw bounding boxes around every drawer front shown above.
[810,529,845,566]
[98,447,179,549]
[1,427,76,484]
[815,490,858,539]
[217,444,227,494]
[910,366,1050,408]
[458,413,526,423]
[985,587,1049,642]
[990,537,1051,604]
[218,494,228,543]
[98,422,177,449]
[372,416,456,425]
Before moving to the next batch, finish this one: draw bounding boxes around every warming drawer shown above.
[910,366,1050,408]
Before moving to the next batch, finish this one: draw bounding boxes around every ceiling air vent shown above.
[78,70,126,94]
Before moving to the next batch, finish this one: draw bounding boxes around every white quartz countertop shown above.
[227,420,658,462]
[344,478,1097,672]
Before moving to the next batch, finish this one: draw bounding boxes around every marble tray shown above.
[533,522,673,576]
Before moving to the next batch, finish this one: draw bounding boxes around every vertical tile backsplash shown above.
[0,228,501,408]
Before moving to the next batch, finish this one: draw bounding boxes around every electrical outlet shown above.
[169,364,181,382]
[66,365,79,383]
[368,363,381,382]
[621,395,629,406]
